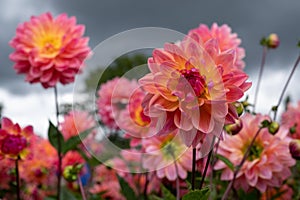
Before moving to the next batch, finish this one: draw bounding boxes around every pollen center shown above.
[180,68,207,97]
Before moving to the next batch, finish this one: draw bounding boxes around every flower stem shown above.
[253,46,268,113]
[175,162,180,200]
[222,127,263,200]
[15,156,21,200]
[78,175,87,200]
[54,86,62,200]
[273,54,300,121]
[143,173,149,200]
[199,136,216,190]
[191,147,196,190]
[199,149,212,190]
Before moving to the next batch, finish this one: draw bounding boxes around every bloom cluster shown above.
[1,11,300,200]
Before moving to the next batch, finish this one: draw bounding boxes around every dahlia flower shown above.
[60,110,96,140]
[97,77,140,129]
[0,117,33,159]
[215,113,295,192]
[118,86,156,147]
[19,135,57,198]
[9,12,91,88]
[281,101,300,139]
[260,184,293,200]
[187,23,245,70]
[139,35,251,148]
[90,165,125,200]
[142,131,199,181]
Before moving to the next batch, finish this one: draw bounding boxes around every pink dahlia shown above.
[97,77,140,129]
[215,113,296,192]
[281,101,300,139]
[187,23,245,70]
[118,86,156,147]
[0,117,33,159]
[90,165,125,200]
[142,131,199,181]
[140,36,251,148]
[260,184,293,200]
[9,12,91,88]
[60,110,95,140]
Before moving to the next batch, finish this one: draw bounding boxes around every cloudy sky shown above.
[1,0,300,136]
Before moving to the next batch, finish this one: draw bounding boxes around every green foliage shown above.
[161,184,176,200]
[118,176,136,200]
[48,121,94,155]
[62,127,95,154]
[215,154,235,171]
[48,121,65,151]
[84,54,148,91]
[182,187,210,200]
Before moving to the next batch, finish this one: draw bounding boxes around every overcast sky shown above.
[1,0,300,136]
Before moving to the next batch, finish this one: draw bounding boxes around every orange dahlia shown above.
[139,35,251,148]
[9,12,91,88]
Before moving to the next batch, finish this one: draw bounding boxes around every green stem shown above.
[199,136,216,190]
[253,46,268,113]
[78,175,87,200]
[273,54,300,121]
[191,148,196,190]
[54,86,62,200]
[15,156,21,200]
[222,128,263,200]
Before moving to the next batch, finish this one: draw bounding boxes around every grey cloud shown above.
[1,0,300,95]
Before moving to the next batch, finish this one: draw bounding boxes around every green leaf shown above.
[182,187,210,200]
[215,154,235,171]
[48,121,64,151]
[148,195,164,200]
[118,176,136,200]
[60,187,77,200]
[161,184,176,200]
[62,127,94,154]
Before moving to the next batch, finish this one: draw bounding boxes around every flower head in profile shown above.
[140,34,251,148]
[187,23,246,70]
[9,12,91,88]
[281,101,300,139]
[60,110,95,140]
[0,117,33,159]
[97,77,139,130]
[215,114,295,192]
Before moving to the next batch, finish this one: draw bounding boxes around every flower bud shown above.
[289,139,300,160]
[62,164,83,182]
[266,33,280,49]
[268,121,280,134]
[232,102,244,116]
[224,118,243,135]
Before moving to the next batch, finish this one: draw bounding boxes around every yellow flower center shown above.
[35,32,63,58]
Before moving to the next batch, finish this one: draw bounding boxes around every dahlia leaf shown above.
[62,127,94,154]
[118,176,136,200]
[48,121,65,151]
[182,187,210,200]
[215,154,235,171]
[161,184,176,200]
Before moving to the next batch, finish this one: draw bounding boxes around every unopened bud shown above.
[62,164,83,182]
[224,118,243,135]
[290,124,297,134]
[289,139,300,160]
[266,33,280,49]
[268,121,280,134]
[233,102,244,116]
